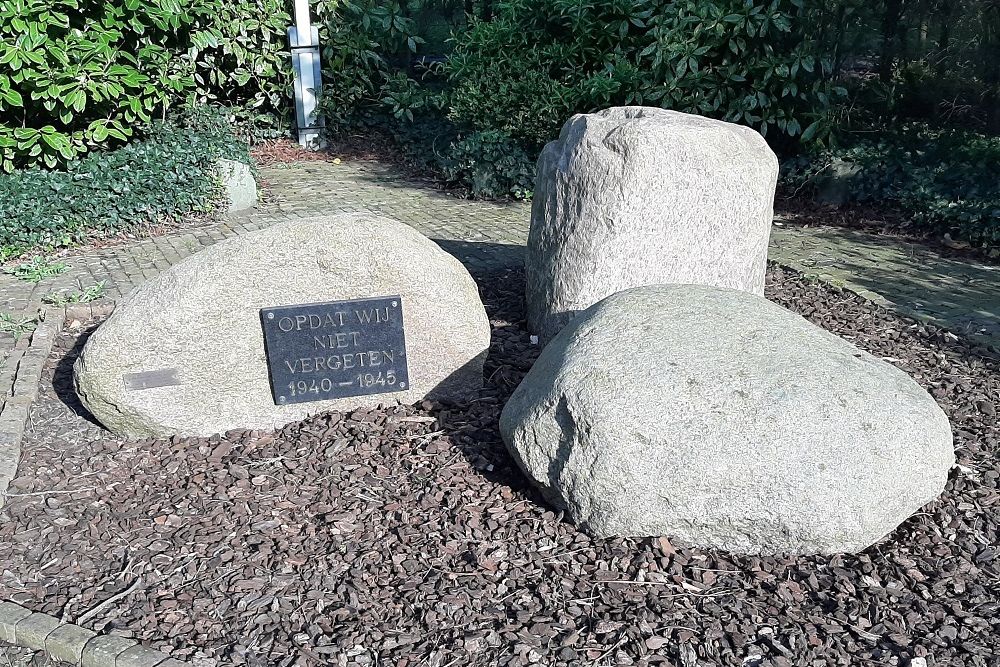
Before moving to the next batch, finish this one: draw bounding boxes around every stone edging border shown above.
[0,302,197,666]
[1,600,189,667]
[0,303,116,505]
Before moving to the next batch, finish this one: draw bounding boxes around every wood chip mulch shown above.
[250,136,405,169]
[251,140,335,168]
[1,265,998,667]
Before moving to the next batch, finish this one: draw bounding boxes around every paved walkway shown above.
[769,221,1000,343]
[1,159,998,401]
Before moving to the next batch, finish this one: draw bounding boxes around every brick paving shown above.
[769,221,1000,343]
[1,158,999,413]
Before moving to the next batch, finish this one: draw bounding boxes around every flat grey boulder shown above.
[500,284,954,554]
[75,214,491,437]
[527,107,779,343]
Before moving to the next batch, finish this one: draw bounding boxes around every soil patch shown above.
[1,266,998,667]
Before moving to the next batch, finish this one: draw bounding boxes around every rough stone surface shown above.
[526,107,779,342]
[218,159,257,212]
[13,612,60,650]
[46,623,97,664]
[116,644,168,667]
[82,636,138,667]
[500,284,955,554]
[74,214,491,437]
[0,602,31,643]
[1,427,23,510]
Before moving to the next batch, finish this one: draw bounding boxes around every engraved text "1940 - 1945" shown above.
[274,304,401,396]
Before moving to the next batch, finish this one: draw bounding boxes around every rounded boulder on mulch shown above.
[1,264,998,667]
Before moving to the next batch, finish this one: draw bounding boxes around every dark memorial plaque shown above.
[260,295,409,405]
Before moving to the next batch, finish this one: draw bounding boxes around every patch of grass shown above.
[0,312,38,341]
[41,281,108,306]
[5,256,68,283]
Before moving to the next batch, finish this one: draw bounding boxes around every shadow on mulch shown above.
[51,323,103,427]
[434,239,526,281]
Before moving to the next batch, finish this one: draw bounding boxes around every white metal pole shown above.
[294,0,309,35]
[290,0,324,148]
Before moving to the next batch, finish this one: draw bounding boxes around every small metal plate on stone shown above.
[123,369,181,391]
[260,295,409,405]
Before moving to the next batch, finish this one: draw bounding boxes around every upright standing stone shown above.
[74,214,491,437]
[527,107,779,343]
[217,159,257,212]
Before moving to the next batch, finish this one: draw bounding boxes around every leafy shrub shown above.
[0,0,191,170]
[445,0,844,150]
[381,116,534,199]
[313,1,537,198]
[385,113,458,168]
[447,58,574,148]
[782,126,1000,245]
[833,59,994,133]
[317,0,426,131]
[380,72,443,123]
[440,130,535,199]
[0,0,290,171]
[187,0,292,117]
[0,108,248,259]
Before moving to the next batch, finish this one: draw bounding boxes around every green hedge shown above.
[316,1,429,132]
[782,126,1000,245]
[444,0,843,150]
[382,116,535,200]
[440,130,535,199]
[0,0,289,171]
[0,108,249,260]
[314,0,845,199]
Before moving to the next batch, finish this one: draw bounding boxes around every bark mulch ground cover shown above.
[1,265,999,667]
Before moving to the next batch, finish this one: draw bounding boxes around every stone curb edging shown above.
[0,300,198,667]
[0,303,116,507]
[0,600,188,667]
